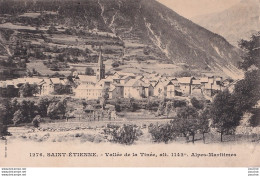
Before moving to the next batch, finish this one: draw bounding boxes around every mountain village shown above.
[0,49,232,101]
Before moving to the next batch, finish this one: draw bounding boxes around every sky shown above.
[157,0,241,19]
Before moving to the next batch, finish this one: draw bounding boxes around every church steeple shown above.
[98,46,103,68]
[96,46,105,81]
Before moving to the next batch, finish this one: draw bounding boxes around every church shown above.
[73,48,107,99]
[72,47,105,85]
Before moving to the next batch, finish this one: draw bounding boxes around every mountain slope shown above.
[192,0,260,47]
[99,0,242,74]
[0,0,242,78]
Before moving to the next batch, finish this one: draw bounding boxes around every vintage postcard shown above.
[0,0,259,167]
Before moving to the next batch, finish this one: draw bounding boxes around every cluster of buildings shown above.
[0,49,231,100]
[74,72,225,100]
[0,77,71,97]
[73,50,227,100]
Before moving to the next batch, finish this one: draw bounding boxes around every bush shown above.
[12,110,24,126]
[115,104,121,112]
[116,98,140,112]
[148,123,177,143]
[85,67,95,75]
[146,99,160,111]
[249,109,260,127]
[105,124,143,145]
[37,97,51,117]
[130,102,138,112]
[111,61,120,68]
[32,115,41,128]
[2,125,10,136]
[143,46,151,55]
[173,100,187,108]
[19,83,39,97]
[190,97,204,109]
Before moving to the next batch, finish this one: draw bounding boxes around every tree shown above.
[238,32,260,71]
[100,88,109,110]
[37,97,50,117]
[56,53,65,62]
[47,99,67,119]
[148,123,177,143]
[191,97,204,110]
[19,83,30,97]
[233,70,260,113]
[52,72,65,78]
[0,104,10,136]
[10,98,19,115]
[12,110,24,126]
[108,124,142,145]
[0,103,7,135]
[129,98,138,112]
[210,90,242,142]
[47,25,57,34]
[174,106,199,143]
[85,67,95,75]
[47,103,58,119]
[233,32,260,126]
[19,100,37,123]
[1,99,13,125]
[53,84,71,95]
[57,99,67,119]
[31,83,39,96]
[19,83,39,97]
[32,115,41,128]
[198,107,211,143]
[165,101,173,118]
[111,61,120,68]
[143,46,150,55]
[157,98,166,116]
[115,98,121,112]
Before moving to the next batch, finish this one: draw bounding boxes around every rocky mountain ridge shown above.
[0,0,243,78]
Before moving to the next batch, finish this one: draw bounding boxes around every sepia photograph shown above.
[0,0,259,167]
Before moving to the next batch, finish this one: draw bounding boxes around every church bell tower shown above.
[96,46,105,81]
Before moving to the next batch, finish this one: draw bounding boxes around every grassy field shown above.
[26,60,55,75]
[6,111,260,145]
[27,60,71,76]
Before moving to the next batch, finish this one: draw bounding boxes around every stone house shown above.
[74,83,103,100]
[178,77,195,95]
[123,79,148,99]
[191,79,203,96]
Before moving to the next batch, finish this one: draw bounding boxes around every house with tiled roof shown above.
[212,77,223,91]
[75,75,97,86]
[154,79,181,98]
[154,80,166,98]
[0,80,19,97]
[177,77,195,95]
[0,77,47,97]
[39,78,54,96]
[166,81,176,98]
[39,77,71,96]
[123,79,151,99]
[191,79,203,96]
[74,83,103,100]
[199,76,224,97]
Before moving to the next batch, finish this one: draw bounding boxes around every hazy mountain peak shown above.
[192,0,259,47]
